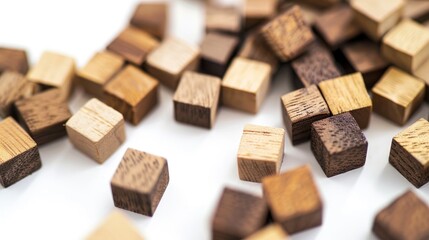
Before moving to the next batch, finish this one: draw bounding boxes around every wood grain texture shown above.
[281,85,331,145]
[86,211,144,240]
[205,6,241,34]
[0,117,41,188]
[318,72,372,129]
[372,67,425,125]
[244,0,278,28]
[111,148,169,217]
[244,224,288,240]
[0,47,29,74]
[222,57,271,114]
[104,65,158,125]
[373,190,429,240]
[146,38,200,89]
[414,54,429,102]
[212,187,268,240]
[66,98,125,164]
[130,2,168,39]
[238,32,278,74]
[173,71,221,129]
[404,0,429,22]
[15,89,72,145]
[237,124,285,182]
[389,118,429,188]
[262,165,323,234]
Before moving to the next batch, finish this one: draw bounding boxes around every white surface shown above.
[0,1,428,240]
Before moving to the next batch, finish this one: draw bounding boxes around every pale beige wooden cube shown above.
[86,211,143,240]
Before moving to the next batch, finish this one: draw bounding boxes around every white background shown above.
[0,0,428,239]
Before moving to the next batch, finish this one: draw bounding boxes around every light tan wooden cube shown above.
[86,211,143,240]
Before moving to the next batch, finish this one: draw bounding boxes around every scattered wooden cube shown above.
[373,191,429,240]
[404,0,429,22]
[212,187,268,240]
[281,85,331,145]
[238,32,278,74]
[130,2,168,39]
[111,148,169,216]
[262,165,323,234]
[205,6,241,34]
[65,98,125,163]
[15,89,72,145]
[0,47,29,74]
[372,67,425,125]
[173,71,221,129]
[0,117,41,188]
[146,38,200,89]
[237,124,285,182]
[389,118,429,188]
[104,65,158,125]
[261,5,314,62]
[318,73,372,129]
[86,211,144,240]
[244,224,288,240]
[244,0,278,28]
[222,57,271,113]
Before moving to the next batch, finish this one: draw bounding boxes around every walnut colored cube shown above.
[238,32,278,74]
[205,6,241,34]
[0,47,29,74]
[130,3,168,39]
[87,211,144,240]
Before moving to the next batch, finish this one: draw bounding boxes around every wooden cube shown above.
[318,73,372,129]
[372,67,425,125]
[173,71,221,129]
[77,51,124,98]
[261,5,314,62]
[0,117,41,187]
[389,118,429,188]
[87,211,144,240]
[130,3,168,39]
[222,57,271,113]
[66,98,125,163]
[107,26,160,66]
[244,0,278,28]
[405,1,429,22]
[237,124,285,182]
[373,191,429,240]
[205,6,241,34]
[262,165,323,234]
[351,0,404,41]
[244,224,288,240]
[382,19,429,73]
[104,65,158,125]
[146,38,200,89]
[238,32,278,74]
[281,85,331,145]
[111,148,169,216]
[15,89,72,145]
[212,187,268,240]
[414,57,429,102]
[0,47,29,74]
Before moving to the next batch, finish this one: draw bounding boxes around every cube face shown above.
[0,47,29,74]
[244,0,278,27]
[405,1,429,21]
[205,6,241,34]
[130,3,167,39]
[238,32,278,73]
[245,224,288,240]
[86,211,144,240]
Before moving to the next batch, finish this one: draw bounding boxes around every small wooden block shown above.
[222,57,271,113]
[200,32,239,77]
[372,67,425,125]
[0,47,29,74]
[77,51,124,98]
[237,124,285,182]
[146,38,200,89]
[15,89,72,145]
[404,0,429,22]
[382,19,429,73]
[318,73,372,129]
[351,0,404,41]
[173,71,221,129]
[281,85,331,145]
[244,224,288,240]
[205,6,241,34]
[104,65,159,125]
[130,3,168,39]
[111,148,169,217]
[238,32,278,74]
[107,26,160,66]
[373,190,429,240]
[261,5,314,62]
[244,0,278,28]
[262,165,323,234]
[66,98,125,163]
[86,211,144,240]
[389,118,429,188]
[212,187,268,240]
[0,117,41,188]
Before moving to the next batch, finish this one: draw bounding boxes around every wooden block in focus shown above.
[318,73,372,129]
[205,6,241,34]
[281,85,331,145]
[244,224,288,240]
[104,65,158,125]
[212,187,268,240]
[404,0,429,22]
[173,71,221,129]
[86,211,144,240]
[373,191,429,239]
[146,38,200,89]
[0,47,29,74]
[372,67,425,125]
[389,118,429,188]
[107,26,160,66]
[111,148,169,216]
[237,124,285,182]
[0,117,41,188]
[222,57,271,113]
[244,0,278,28]
[261,5,314,62]
[351,0,404,41]
[238,32,278,74]
[66,98,125,163]
[262,165,322,234]
[130,3,168,39]
[77,51,124,98]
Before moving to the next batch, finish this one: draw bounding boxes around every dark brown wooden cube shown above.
[205,6,241,35]
[0,47,29,74]
[130,3,168,39]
